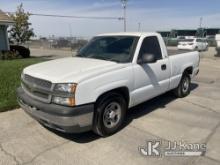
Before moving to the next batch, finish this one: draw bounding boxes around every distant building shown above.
[196,28,220,38]
[158,28,220,39]
[0,10,14,51]
[157,31,170,38]
[170,29,197,39]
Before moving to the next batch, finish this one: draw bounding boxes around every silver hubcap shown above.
[103,102,121,129]
[182,77,189,93]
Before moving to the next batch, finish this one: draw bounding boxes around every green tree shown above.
[8,3,35,45]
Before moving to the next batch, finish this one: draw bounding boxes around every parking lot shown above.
[0,48,220,165]
[30,48,73,59]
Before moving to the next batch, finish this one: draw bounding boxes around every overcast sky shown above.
[1,0,220,37]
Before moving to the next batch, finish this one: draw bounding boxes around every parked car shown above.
[177,38,208,51]
[215,34,220,55]
[17,32,200,136]
[10,45,30,58]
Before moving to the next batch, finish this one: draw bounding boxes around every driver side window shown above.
[138,36,162,61]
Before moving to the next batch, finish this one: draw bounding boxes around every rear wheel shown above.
[173,73,191,98]
[93,92,127,136]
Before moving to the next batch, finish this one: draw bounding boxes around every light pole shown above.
[121,0,127,32]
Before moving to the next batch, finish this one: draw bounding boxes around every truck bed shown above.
[167,49,195,56]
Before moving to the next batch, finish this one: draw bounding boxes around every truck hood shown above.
[23,57,127,83]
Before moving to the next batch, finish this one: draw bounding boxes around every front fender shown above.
[75,65,134,106]
[93,80,129,101]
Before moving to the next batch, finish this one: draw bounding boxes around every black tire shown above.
[173,73,191,98]
[93,92,127,136]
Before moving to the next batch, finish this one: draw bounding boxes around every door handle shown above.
[161,64,167,70]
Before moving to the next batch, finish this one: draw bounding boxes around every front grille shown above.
[33,91,49,99]
[24,74,52,89]
[21,74,52,102]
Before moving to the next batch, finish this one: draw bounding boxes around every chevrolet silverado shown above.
[17,32,200,136]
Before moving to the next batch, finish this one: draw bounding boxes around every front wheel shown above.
[93,92,127,136]
[173,74,191,98]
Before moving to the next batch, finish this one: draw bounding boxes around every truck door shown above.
[133,36,171,105]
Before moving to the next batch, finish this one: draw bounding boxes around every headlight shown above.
[54,83,76,94]
[52,83,77,106]
[52,96,75,106]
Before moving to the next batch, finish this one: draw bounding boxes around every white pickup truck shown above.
[17,32,200,136]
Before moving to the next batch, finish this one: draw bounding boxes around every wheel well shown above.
[96,87,130,105]
[184,67,193,75]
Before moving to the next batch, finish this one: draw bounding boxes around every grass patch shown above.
[0,58,45,112]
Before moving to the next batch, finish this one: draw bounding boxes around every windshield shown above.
[76,36,139,63]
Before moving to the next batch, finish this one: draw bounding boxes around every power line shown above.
[6,12,124,20]
[30,13,123,20]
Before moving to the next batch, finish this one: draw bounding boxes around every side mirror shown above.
[138,53,157,64]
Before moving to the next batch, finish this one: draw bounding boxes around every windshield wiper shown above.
[107,58,119,63]
[76,53,84,57]
[76,54,118,63]
[94,56,118,63]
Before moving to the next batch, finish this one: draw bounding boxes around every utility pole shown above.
[68,24,73,37]
[199,17,203,28]
[121,0,127,32]
[138,22,141,32]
